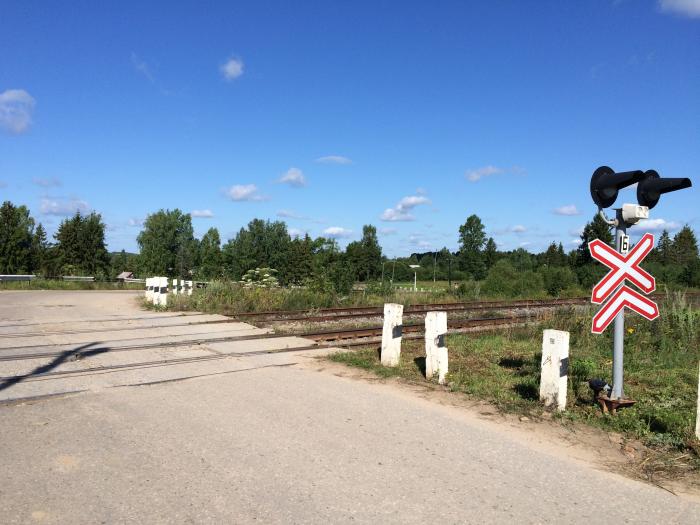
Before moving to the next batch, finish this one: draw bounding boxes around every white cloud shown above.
[631,218,682,232]
[128,218,143,227]
[659,0,700,18]
[465,165,526,183]
[131,52,155,82]
[378,227,397,235]
[224,184,267,202]
[220,57,244,80]
[465,165,503,183]
[553,204,581,216]
[519,241,531,248]
[277,209,304,220]
[568,239,581,246]
[33,177,62,188]
[289,228,307,238]
[381,208,414,221]
[511,225,527,233]
[278,167,306,187]
[40,198,89,216]
[0,89,36,134]
[323,226,353,238]
[381,194,432,222]
[191,209,214,218]
[315,155,352,165]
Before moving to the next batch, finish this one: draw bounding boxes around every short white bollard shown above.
[186,280,193,296]
[381,303,403,367]
[151,277,159,305]
[695,362,700,439]
[539,329,569,411]
[172,278,178,295]
[157,277,169,307]
[145,277,152,300]
[425,311,448,384]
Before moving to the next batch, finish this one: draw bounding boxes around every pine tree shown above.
[671,225,699,265]
[458,215,487,279]
[484,237,498,269]
[654,230,672,264]
[576,213,613,265]
[0,201,35,273]
[31,223,48,275]
[198,227,222,280]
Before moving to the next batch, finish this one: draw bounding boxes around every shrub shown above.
[482,260,544,298]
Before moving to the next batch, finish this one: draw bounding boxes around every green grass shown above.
[167,279,598,315]
[0,279,144,291]
[330,292,700,461]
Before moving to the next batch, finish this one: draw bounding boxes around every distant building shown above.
[116,271,134,281]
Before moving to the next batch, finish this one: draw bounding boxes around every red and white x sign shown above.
[588,233,656,304]
[588,232,659,334]
[591,285,659,334]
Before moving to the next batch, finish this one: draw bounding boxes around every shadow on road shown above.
[0,342,109,392]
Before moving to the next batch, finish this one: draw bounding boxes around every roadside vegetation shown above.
[2,200,699,298]
[0,279,144,291]
[330,292,700,478]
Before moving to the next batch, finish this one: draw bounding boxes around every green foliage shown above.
[345,225,383,281]
[240,267,280,288]
[197,227,222,280]
[54,211,110,276]
[540,265,577,296]
[137,209,196,278]
[671,225,698,265]
[458,214,487,279]
[576,213,613,265]
[0,201,36,274]
[222,219,290,282]
[482,259,544,298]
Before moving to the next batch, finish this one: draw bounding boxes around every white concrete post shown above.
[186,280,193,296]
[151,277,159,305]
[157,277,168,307]
[381,303,403,367]
[425,311,448,384]
[172,278,178,295]
[145,277,152,300]
[695,362,700,440]
[539,329,569,411]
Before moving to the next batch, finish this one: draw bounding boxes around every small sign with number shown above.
[620,234,630,254]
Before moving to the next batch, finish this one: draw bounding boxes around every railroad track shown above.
[235,298,585,323]
[232,292,698,323]
[0,314,534,363]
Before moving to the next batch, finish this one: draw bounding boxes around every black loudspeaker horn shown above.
[590,166,645,208]
[637,170,692,209]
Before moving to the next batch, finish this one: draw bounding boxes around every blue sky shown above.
[1,0,698,256]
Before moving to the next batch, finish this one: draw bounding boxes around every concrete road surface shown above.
[1,290,698,524]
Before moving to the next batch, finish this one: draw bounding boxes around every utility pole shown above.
[611,208,627,399]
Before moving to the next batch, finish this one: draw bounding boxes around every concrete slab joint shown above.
[539,329,569,411]
[425,311,448,384]
[381,303,403,367]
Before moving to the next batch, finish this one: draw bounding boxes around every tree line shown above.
[1,200,698,295]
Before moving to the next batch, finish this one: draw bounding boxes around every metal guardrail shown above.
[62,276,96,282]
[0,275,36,282]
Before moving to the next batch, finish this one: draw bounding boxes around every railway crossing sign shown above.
[588,232,659,334]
